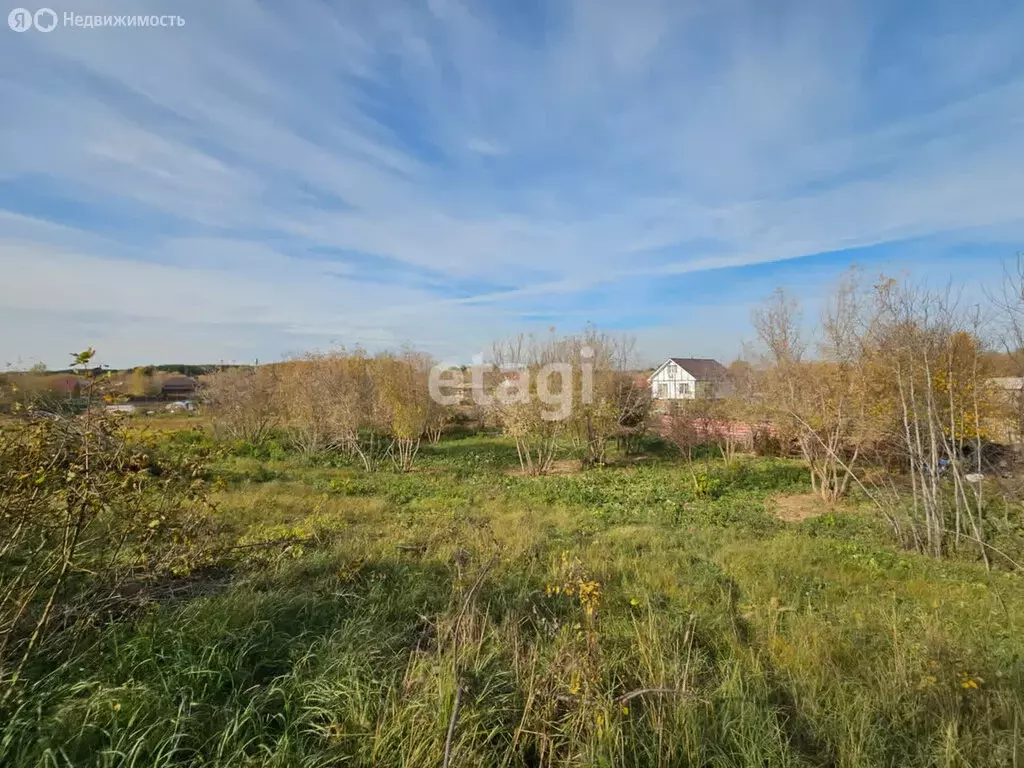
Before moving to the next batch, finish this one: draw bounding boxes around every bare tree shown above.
[274,349,384,465]
[334,350,387,471]
[566,328,650,467]
[612,374,652,456]
[489,332,568,475]
[752,288,806,368]
[752,282,867,502]
[204,366,279,444]
[750,274,1005,564]
[276,353,344,455]
[425,398,456,444]
[663,398,723,495]
[990,254,1024,442]
[866,280,996,563]
[374,351,433,472]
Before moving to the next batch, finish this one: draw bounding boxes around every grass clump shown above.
[1,428,1022,767]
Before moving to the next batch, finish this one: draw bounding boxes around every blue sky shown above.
[2,0,1023,368]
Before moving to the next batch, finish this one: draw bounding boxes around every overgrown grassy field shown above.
[3,428,1023,767]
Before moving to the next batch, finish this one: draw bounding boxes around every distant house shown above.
[989,377,1024,444]
[648,358,730,400]
[161,375,197,400]
[990,377,1024,393]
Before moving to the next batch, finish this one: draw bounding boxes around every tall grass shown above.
[1,434,1021,766]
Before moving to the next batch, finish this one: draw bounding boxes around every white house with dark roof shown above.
[648,358,731,400]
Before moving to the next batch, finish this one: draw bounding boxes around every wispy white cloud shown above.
[1,0,1022,366]
[466,138,507,156]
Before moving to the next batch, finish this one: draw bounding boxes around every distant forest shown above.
[41,364,233,377]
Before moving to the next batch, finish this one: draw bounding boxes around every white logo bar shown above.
[8,7,185,31]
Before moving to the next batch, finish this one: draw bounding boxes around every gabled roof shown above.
[669,358,728,379]
[648,357,728,381]
[161,375,197,390]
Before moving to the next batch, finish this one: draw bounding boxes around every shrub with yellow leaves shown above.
[546,551,603,621]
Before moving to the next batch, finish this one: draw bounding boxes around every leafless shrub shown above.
[374,351,433,472]
[486,328,651,474]
[752,276,874,502]
[488,333,569,475]
[203,366,279,444]
[0,351,212,701]
[862,280,999,563]
[751,272,1014,566]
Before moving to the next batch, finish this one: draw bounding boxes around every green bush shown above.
[0,411,213,701]
[230,437,288,460]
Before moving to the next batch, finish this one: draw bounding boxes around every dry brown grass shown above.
[134,413,211,433]
[506,458,581,477]
[768,492,828,522]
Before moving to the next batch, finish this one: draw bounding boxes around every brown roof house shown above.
[647,357,731,400]
[161,375,197,400]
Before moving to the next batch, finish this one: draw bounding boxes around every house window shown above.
[680,382,691,395]
[658,383,669,399]
[667,365,676,379]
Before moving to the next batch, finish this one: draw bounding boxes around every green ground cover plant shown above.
[1,424,1021,767]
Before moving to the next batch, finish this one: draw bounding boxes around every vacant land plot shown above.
[2,431,1023,767]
